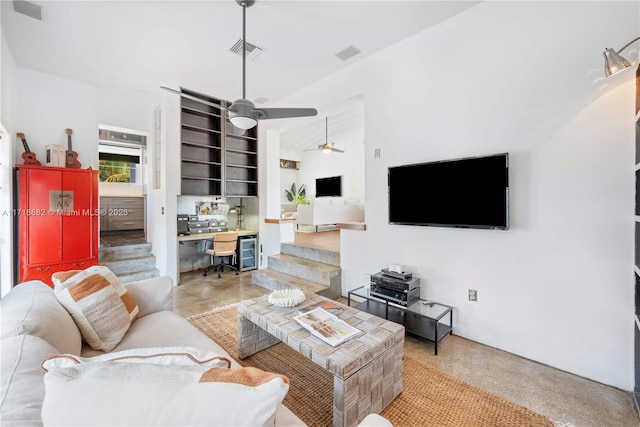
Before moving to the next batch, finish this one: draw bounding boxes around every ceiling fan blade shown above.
[331,148,345,153]
[257,107,318,120]
[160,86,227,111]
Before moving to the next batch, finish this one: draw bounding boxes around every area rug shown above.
[188,306,555,427]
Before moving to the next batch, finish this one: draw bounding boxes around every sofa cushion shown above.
[45,346,232,369]
[52,266,139,352]
[0,334,59,426]
[41,356,290,426]
[0,280,82,355]
[80,311,235,361]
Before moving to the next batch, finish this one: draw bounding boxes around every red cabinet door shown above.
[62,169,98,261]
[21,168,63,265]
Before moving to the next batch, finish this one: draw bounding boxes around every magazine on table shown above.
[293,307,361,347]
[296,300,343,315]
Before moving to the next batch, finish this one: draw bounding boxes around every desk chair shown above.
[203,233,239,278]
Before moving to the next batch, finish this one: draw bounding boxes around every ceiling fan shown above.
[160,0,317,130]
[305,117,344,154]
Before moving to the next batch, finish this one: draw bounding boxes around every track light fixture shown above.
[603,36,640,77]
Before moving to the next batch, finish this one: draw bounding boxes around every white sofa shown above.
[0,277,305,426]
[1,276,392,426]
[296,199,364,229]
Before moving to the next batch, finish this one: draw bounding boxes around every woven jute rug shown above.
[188,306,554,427]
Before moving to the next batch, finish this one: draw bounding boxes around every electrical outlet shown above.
[468,289,477,301]
[374,149,380,158]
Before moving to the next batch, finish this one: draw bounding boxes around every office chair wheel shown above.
[203,270,208,277]
[235,271,239,275]
[217,272,222,279]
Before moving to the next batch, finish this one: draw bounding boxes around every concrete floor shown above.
[169,230,639,427]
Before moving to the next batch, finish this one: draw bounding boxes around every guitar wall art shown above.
[65,128,81,168]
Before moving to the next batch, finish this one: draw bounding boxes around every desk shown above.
[177,230,258,281]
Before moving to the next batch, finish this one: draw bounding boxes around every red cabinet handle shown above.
[36,266,51,272]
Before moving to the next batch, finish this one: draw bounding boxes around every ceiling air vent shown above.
[335,45,361,61]
[13,0,42,21]
[230,39,264,61]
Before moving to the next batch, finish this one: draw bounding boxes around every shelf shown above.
[226,148,258,155]
[180,90,258,198]
[181,175,222,182]
[226,163,257,169]
[225,132,257,141]
[182,106,222,119]
[226,178,258,184]
[182,159,222,166]
[182,123,222,134]
[181,140,222,149]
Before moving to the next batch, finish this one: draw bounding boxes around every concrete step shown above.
[117,268,161,284]
[99,243,152,261]
[266,253,341,298]
[280,242,340,266]
[99,254,157,276]
[251,269,328,294]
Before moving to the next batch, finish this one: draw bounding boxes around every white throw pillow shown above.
[41,350,290,427]
[52,266,139,352]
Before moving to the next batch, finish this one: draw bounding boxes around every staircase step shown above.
[267,253,341,298]
[99,243,152,261]
[251,269,328,294]
[280,242,340,266]
[117,268,161,284]
[99,254,157,276]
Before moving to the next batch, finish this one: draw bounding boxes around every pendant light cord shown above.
[241,3,247,99]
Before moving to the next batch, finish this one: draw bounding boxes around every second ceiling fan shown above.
[161,0,317,130]
[305,117,345,154]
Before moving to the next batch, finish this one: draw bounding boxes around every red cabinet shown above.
[16,165,99,287]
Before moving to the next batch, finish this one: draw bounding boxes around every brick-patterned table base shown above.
[238,293,405,427]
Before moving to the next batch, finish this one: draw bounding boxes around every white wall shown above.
[0,29,18,297]
[271,1,638,390]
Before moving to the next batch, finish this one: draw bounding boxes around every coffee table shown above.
[237,292,405,427]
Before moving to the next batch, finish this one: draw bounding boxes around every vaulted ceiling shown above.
[2,0,480,149]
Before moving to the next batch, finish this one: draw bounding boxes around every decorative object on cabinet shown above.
[44,144,66,167]
[16,165,99,287]
[64,129,81,169]
[159,0,317,130]
[603,36,640,77]
[16,133,41,166]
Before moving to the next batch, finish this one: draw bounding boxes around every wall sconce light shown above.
[603,36,640,77]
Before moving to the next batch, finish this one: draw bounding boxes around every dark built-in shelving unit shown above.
[179,89,258,197]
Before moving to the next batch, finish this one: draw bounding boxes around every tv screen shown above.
[388,153,509,230]
[316,176,342,197]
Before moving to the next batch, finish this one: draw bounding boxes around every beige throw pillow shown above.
[52,266,139,352]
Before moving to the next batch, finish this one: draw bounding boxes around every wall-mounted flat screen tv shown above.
[388,153,509,230]
[316,175,342,197]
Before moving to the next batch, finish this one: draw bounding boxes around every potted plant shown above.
[285,183,310,205]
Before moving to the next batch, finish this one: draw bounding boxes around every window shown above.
[98,127,147,186]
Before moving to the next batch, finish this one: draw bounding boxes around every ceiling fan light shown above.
[603,47,632,77]
[229,115,257,129]
[322,147,332,154]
